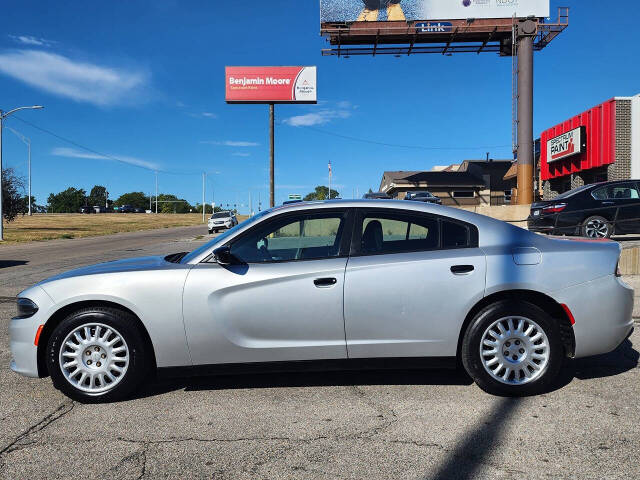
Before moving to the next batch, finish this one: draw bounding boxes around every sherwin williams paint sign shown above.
[320,0,550,22]
[225,67,317,104]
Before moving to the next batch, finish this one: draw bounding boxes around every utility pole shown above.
[269,104,275,208]
[106,190,109,209]
[155,171,158,214]
[515,18,536,205]
[202,172,206,223]
[249,190,252,216]
[0,105,43,240]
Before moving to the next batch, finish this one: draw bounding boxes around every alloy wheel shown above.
[58,323,130,394]
[479,316,550,385]
[585,219,609,238]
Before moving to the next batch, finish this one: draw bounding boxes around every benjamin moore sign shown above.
[320,0,550,22]
[225,67,317,104]
[547,127,586,163]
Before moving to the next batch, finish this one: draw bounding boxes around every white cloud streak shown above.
[232,152,251,157]
[201,140,260,147]
[51,147,160,171]
[8,35,55,47]
[284,108,352,127]
[0,50,150,106]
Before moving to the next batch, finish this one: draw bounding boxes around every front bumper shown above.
[552,275,634,358]
[9,286,56,378]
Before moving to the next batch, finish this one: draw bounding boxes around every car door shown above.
[591,182,640,234]
[343,208,486,359]
[182,209,352,366]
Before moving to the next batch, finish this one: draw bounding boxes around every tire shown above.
[581,215,612,238]
[461,300,563,396]
[208,229,213,234]
[47,307,148,402]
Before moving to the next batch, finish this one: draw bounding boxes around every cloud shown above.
[232,152,251,157]
[189,111,217,119]
[8,35,55,47]
[201,140,260,147]
[0,50,150,106]
[284,108,352,127]
[51,147,160,170]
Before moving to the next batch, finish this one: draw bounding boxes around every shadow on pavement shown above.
[549,338,638,392]
[134,368,474,400]
[426,397,522,480]
[0,260,29,269]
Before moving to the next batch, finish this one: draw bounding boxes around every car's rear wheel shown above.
[461,300,563,396]
[582,215,612,238]
[47,307,147,402]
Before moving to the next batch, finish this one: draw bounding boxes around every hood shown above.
[37,255,180,285]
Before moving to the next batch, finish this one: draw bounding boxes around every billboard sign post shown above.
[226,67,317,207]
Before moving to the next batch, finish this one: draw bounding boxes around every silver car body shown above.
[10,200,634,378]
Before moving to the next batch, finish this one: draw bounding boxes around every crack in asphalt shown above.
[0,400,75,456]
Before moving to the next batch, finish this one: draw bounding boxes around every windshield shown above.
[181,209,272,264]
[553,184,592,200]
[211,212,231,218]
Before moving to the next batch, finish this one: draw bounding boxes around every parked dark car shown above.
[362,192,392,200]
[527,180,640,238]
[118,205,135,213]
[79,205,94,214]
[134,207,146,213]
[405,191,442,204]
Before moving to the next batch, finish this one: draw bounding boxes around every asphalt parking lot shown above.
[1,226,639,479]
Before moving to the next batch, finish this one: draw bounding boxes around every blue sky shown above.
[1,0,638,212]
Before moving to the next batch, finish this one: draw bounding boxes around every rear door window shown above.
[592,184,640,200]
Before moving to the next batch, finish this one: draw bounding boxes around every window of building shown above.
[452,191,475,198]
[230,212,345,263]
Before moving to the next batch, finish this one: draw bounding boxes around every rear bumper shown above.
[552,275,634,358]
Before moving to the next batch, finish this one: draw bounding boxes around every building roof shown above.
[503,162,518,180]
[380,170,486,191]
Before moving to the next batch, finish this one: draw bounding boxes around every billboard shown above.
[225,67,317,104]
[320,0,550,23]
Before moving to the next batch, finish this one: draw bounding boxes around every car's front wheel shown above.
[582,215,612,238]
[461,300,563,396]
[47,307,148,402]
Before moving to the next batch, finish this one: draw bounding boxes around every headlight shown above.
[16,298,38,319]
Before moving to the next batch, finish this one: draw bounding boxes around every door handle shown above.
[451,265,474,275]
[314,277,337,287]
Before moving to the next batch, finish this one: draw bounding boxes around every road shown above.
[1,226,639,479]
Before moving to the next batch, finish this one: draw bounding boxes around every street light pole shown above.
[202,172,206,223]
[0,105,43,241]
[155,171,158,214]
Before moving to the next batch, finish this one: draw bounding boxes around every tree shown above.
[303,185,339,201]
[88,185,108,207]
[114,192,149,209]
[47,187,87,213]
[156,194,192,213]
[194,203,220,214]
[1,168,26,222]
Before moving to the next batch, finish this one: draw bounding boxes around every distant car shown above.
[10,200,634,401]
[208,211,238,234]
[93,206,108,213]
[79,206,94,214]
[405,191,442,204]
[528,180,640,238]
[118,205,135,213]
[363,192,392,200]
[134,208,145,213]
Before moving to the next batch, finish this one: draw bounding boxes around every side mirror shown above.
[213,246,236,266]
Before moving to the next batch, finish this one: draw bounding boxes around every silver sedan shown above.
[9,200,634,401]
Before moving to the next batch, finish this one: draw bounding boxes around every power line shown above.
[287,123,513,151]
[10,115,219,177]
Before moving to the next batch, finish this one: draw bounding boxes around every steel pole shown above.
[155,171,158,214]
[516,22,535,205]
[27,140,31,215]
[0,114,4,241]
[202,172,206,223]
[269,104,275,208]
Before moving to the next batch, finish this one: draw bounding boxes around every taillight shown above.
[542,203,567,214]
